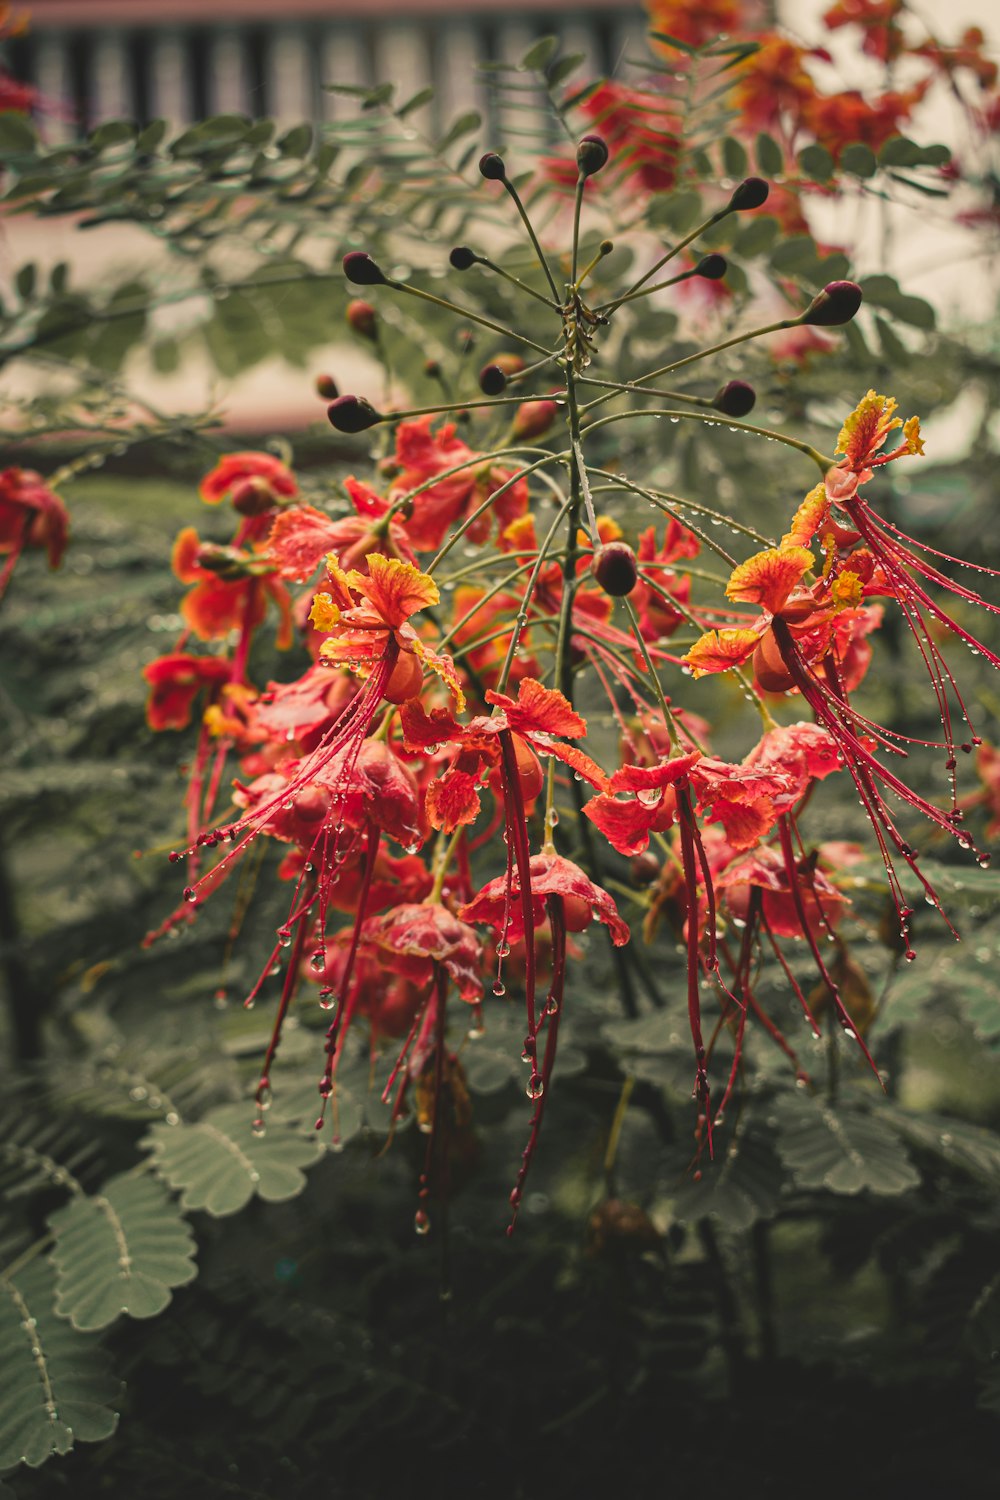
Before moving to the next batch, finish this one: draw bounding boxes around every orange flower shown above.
[646,0,741,49]
[310,551,464,709]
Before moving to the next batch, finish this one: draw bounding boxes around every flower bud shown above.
[512,399,558,441]
[195,543,252,580]
[591,541,639,597]
[449,245,477,270]
[346,299,378,339]
[424,358,442,378]
[713,379,756,418]
[630,852,660,886]
[728,177,769,211]
[326,395,382,434]
[314,373,339,400]
[230,476,279,517]
[492,352,525,376]
[456,328,476,352]
[801,280,863,327]
[479,152,506,181]
[342,251,387,286]
[695,253,727,280]
[478,363,507,396]
[576,134,609,177]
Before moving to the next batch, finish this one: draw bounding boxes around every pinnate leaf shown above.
[0,1260,120,1470]
[142,1103,323,1216]
[48,1171,197,1331]
[772,1093,920,1195]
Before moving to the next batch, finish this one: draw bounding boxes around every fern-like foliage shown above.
[142,1103,323,1216]
[48,1170,197,1331]
[772,1093,922,1196]
[0,1258,120,1470]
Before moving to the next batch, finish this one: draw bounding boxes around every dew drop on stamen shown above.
[492,979,506,996]
[414,1209,431,1236]
[526,1076,545,1100]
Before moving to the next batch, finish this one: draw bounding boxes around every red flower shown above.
[647,0,742,50]
[717,844,850,940]
[142,652,232,731]
[199,451,297,508]
[267,498,416,581]
[822,0,906,64]
[358,903,484,1002]
[583,752,701,857]
[804,84,928,159]
[373,417,529,553]
[460,851,629,947]
[171,526,293,647]
[0,468,69,599]
[732,36,819,136]
[402,678,607,835]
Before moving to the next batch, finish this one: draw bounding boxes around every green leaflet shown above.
[0,1259,120,1470]
[48,1171,197,1332]
[772,1094,921,1196]
[670,1118,784,1229]
[142,1103,323,1216]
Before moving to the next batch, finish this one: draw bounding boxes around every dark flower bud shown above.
[456,328,476,352]
[346,299,377,339]
[326,395,382,434]
[424,358,442,378]
[695,253,727,280]
[801,280,863,327]
[478,363,507,396]
[591,541,639,598]
[230,476,279,517]
[630,852,661,886]
[449,245,477,270]
[479,152,506,181]
[713,379,756,418]
[195,543,252,580]
[342,251,387,286]
[728,177,769,211]
[314,373,339,400]
[576,134,609,177]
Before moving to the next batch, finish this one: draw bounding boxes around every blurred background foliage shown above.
[2,11,1000,1497]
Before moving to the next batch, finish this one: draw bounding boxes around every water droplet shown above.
[492,979,506,996]
[414,1209,431,1235]
[276,927,292,947]
[526,1076,545,1100]
[309,951,326,972]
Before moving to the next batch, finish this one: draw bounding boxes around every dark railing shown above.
[8,6,646,137]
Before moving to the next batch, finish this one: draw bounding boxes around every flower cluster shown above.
[145,126,996,1237]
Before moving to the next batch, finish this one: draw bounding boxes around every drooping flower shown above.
[142,652,232,732]
[0,468,69,600]
[357,904,484,1003]
[460,850,629,947]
